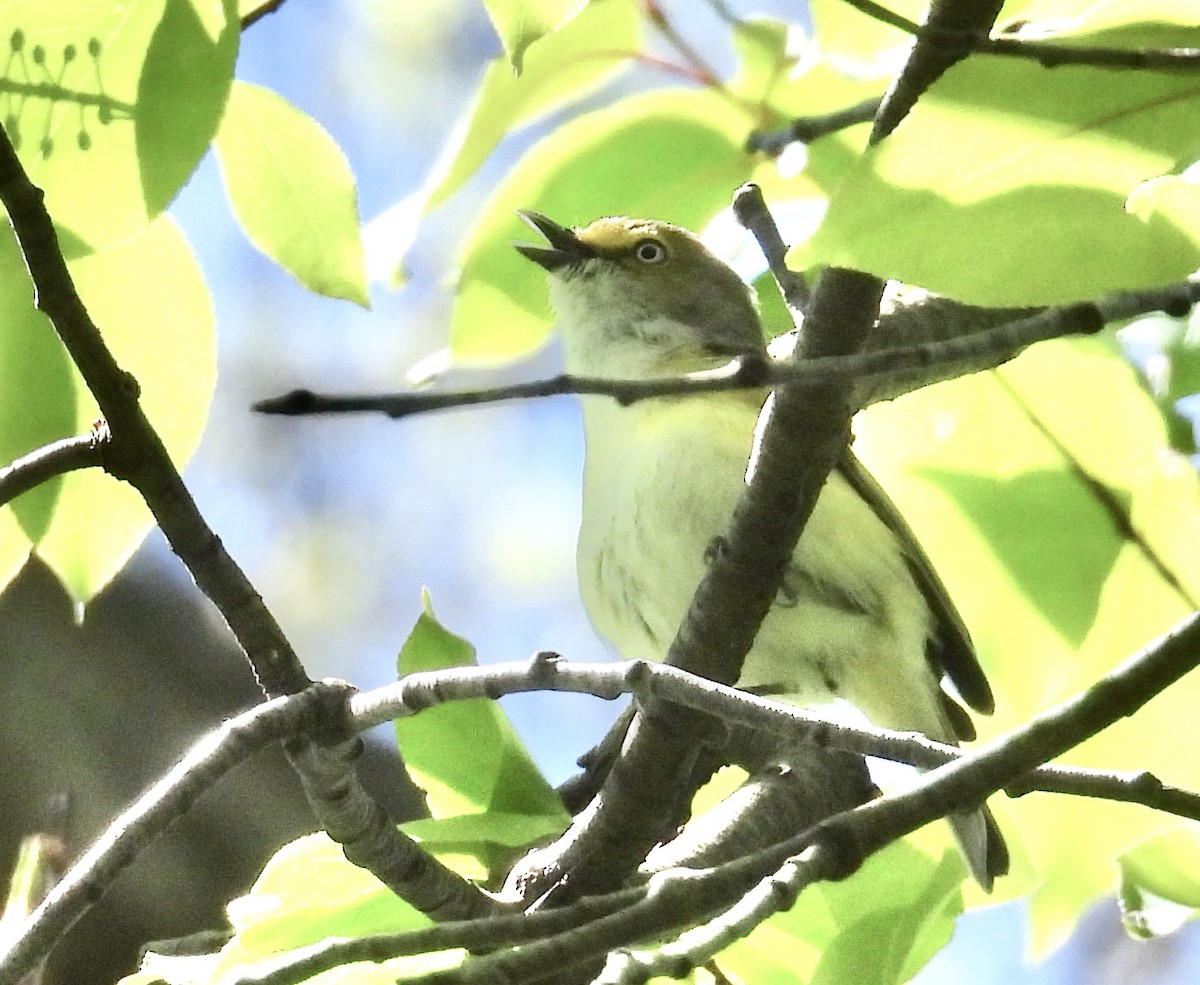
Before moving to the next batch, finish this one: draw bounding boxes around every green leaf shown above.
[395,592,567,822]
[450,88,753,363]
[137,0,239,216]
[2,0,237,249]
[729,19,792,107]
[402,811,568,883]
[809,0,924,71]
[215,81,369,307]
[716,841,963,985]
[483,0,589,74]
[0,510,30,597]
[222,833,429,960]
[422,0,639,214]
[0,220,76,547]
[1118,826,1200,938]
[34,214,215,605]
[795,16,1200,305]
[194,833,464,985]
[854,337,1200,954]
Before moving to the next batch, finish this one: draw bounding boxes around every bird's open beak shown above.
[514,210,595,271]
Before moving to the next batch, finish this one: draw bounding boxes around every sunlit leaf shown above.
[855,337,1200,953]
[2,0,237,248]
[717,841,963,985]
[395,591,567,822]
[0,220,75,548]
[215,81,369,306]
[796,17,1200,305]
[483,0,588,73]
[35,215,215,605]
[422,0,639,214]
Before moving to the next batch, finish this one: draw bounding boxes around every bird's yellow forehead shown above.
[575,216,692,253]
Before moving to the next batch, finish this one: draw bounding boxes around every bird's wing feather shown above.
[835,449,994,715]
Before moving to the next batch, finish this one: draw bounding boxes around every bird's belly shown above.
[576,410,942,734]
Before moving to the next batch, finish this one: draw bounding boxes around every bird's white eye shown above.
[633,239,666,264]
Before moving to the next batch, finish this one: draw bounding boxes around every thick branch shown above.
[0,129,305,699]
[441,609,1200,985]
[0,125,490,947]
[136,613,1200,985]
[844,0,1200,70]
[872,0,1007,141]
[0,689,330,985]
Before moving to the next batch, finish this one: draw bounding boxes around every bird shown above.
[514,210,1008,889]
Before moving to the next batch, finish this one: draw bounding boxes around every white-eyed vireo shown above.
[516,211,1008,889]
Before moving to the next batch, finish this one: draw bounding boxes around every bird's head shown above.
[516,211,764,378]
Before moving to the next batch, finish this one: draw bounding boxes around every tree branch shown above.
[0,430,105,509]
[748,97,881,156]
[0,680,502,985]
[0,128,306,700]
[0,688,335,985]
[731,183,808,309]
[444,608,1200,985]
[872,0,1007,141]
[843,0,1200,70]
[250,275,1200,424]
[0,122,492,956]
[107,609,1200,985]
[353,653,1200,824]
[240,0,290,30]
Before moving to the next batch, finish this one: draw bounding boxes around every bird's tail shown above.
[949,805,1009,892]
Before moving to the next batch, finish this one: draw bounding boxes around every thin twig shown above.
[240,0,290,30]
[314,609,1200,985]
[641,0,720,88]
[0,431,105,509]
[731,183,808,309]
[234,886,646,985]
[842,0,1200,70]
[0,128,306,699]
[176,615,1200,985]
[254,278,1200,421]
[748,97,881,156]
[352,655,1200,823]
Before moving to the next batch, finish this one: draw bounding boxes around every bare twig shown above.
[872,0,1006,141]
[452,608,1200,985]
[843,0,1200,70]
[748,97,881,156]
[731,183,808,309]
[141,611,1200,985]
[234,886,647,985]
[0,130,306,699]
[641,0,720,88]
[0,431,105,509]
[353,655,1200,823]
[253,277,1200,422]
[240,0,290,30]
